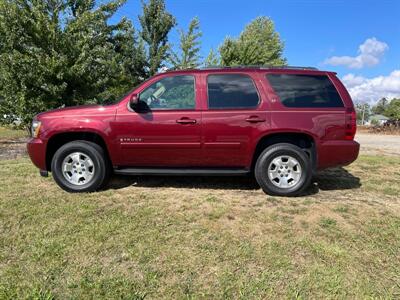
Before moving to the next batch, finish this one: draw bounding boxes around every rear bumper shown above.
[317,140,360,170]
[27,138,47,170]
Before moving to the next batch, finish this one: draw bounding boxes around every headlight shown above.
[31,120,41,138]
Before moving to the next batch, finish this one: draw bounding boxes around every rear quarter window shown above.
[265,74,344,108]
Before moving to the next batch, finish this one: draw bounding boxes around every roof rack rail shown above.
[200,65,318,71]
[265,65,319,70]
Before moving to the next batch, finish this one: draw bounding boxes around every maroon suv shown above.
[27,66,359,196]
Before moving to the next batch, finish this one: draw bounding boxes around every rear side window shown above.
[266,74,344,108]
[207,74,259,109]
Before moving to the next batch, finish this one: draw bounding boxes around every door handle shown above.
[245,116,265,123]
[176,118,197,124]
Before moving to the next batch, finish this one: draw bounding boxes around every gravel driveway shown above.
[356,133,400,156]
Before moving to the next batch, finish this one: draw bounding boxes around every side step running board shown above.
[114,168,250,176]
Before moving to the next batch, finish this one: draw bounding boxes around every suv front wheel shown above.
[51,141,110,193]
[255,143,312,196]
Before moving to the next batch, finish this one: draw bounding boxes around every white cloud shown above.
[325,38,388,69]
[342,74,366,88]
[342,70,400,104]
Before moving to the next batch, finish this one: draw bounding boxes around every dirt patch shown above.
[0,137,28,160]
[358,125,400,136]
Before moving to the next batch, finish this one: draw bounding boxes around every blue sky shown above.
[111,0,400,103]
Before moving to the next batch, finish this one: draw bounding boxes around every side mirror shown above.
[129,93,139,110]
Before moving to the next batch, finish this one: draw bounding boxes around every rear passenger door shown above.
[201,73,269,168]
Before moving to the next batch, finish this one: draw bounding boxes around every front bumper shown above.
[27,137,47,171]
[317,140,360,170]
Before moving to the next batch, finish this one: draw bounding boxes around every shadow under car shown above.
[104,167,361,196]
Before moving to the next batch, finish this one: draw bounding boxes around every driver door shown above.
[115,74,202,167]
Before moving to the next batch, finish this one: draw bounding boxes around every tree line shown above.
[0,0,285,129]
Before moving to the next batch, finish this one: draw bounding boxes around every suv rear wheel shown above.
[51,141,110,193]
[255,143,312,196]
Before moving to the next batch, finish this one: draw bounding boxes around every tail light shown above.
[345,107,357,140]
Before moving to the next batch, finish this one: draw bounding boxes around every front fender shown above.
[38,116,118,169]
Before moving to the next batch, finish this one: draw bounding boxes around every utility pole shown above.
[361,104,366,125]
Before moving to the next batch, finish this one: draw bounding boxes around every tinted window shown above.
[207,74,259,109]
[266,74,344,108]
[140,75,195,110]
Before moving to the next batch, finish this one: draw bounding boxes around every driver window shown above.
[139,75,195,110]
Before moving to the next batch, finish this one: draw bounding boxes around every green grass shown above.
[0,155,400,298]
[0,126,27,140]
[319,217,337,228]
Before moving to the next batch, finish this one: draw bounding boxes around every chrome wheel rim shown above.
[61,152,95,186]
[268,155,302,189]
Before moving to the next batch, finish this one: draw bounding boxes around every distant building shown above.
[367,114,390,126]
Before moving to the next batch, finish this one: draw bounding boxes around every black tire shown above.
[255,143,312,196]
[51,140,110,193]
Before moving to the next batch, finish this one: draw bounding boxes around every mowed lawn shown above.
[1,155,400,299]
[0,127,27,140]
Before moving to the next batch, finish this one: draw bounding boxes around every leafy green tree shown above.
[371,97,389,115]
[384,99,400,120]
[219,16,286,66]
[169,17,202,69]
[204,48,219,67]
[139,0,176,76]
[0,0,146,129]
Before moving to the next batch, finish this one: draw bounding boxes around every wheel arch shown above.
[45,131,111,171]
[251,131,317,171]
